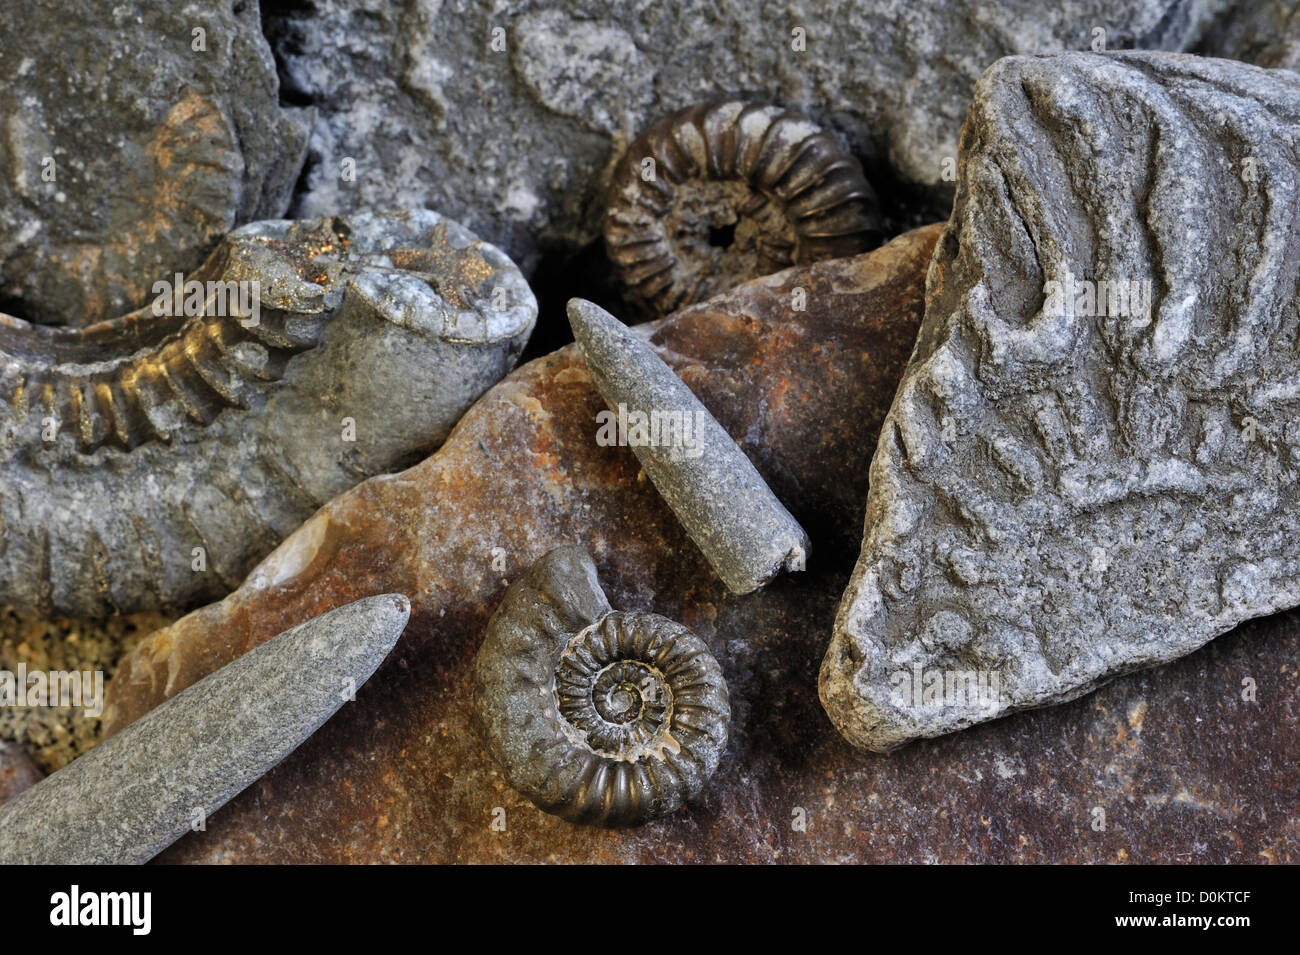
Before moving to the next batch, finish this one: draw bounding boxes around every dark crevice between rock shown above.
[259,0,320,109]
[258,0,324,219]
[519,239,636,365]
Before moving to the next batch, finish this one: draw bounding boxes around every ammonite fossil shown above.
[604,100,882,314]
[0,210,536,617]
[0,3,310,327]
[474,546,731,827]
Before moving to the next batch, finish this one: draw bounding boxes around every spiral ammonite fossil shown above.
[604,100,883,315]
[474,546,731,827]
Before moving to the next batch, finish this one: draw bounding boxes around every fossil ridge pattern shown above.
[474,546,730,828]
[604,100,881,314]
[0,210,536,618]
[821,51,1300,751]
[0,0,311,327]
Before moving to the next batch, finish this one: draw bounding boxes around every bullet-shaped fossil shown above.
[567,297,809,594]
[0,594,410,865]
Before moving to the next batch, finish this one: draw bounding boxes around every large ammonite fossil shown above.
[474,546,731,827]
[0,210,536,617]
[604,100,882,315]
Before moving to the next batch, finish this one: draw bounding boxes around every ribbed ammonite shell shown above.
[474,546,731,827]
[604,100,882,315]
[0,209,537,618]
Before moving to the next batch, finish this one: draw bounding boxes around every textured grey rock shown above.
[568,298,808,594]
[268,0,1226,274]
[821,51,1300,752]
[0,210,536,617]
[0,0,311,327]
[474,546,730,827]
[1203,0,1300,70]
[0,740,43,804]
[0,594,409,865]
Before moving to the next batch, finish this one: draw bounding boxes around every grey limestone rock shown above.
[0,594,409,865]
[268,0,1225,274]
[0,0,311,327]
[821,51,1300,751]
[0,210,536,617]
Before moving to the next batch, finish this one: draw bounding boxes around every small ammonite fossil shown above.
[604,100,882,315]
[474,546,731,827]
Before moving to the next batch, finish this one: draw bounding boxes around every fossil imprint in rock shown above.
[0,0,311,328]
[475,546,730,827]
[604,100,882,315]
[821,52,1300,752]
[0,210,536,618]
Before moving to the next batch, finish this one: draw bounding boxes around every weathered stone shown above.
[0,0,311,327]
[0,210,536,618]
[0,595,409,865]
[822,52,1300,752]
[1203,0,1300,70]
[268,0,1223,275]
[0,741,42,805]
[97,224,1297,863]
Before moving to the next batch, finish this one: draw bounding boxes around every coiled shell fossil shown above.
[604,100,882,314]
[0,1,311,328]
[0,209,536,617]
[474,546,730,827]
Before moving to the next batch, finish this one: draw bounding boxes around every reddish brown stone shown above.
[0,741,42,805]
[100,224,1297,862]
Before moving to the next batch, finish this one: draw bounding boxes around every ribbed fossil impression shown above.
[474,546,731,827]
[604,100,882,314]
[0,210,536,617]
[822,52,1300,752]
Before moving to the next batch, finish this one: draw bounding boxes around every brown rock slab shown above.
[102,224,1297,863]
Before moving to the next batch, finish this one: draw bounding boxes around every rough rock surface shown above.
[0,210,536,618]
[97,226,1298,863]
[0,741,42,805]
[0,606,166,773]
[1203,0,1300,69]
[0,0,311,327]
[822,52,1300,753]
[267,0,1224,275]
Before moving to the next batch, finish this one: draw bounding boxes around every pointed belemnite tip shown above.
[565,296,603,325]
[566,297,626,339]
[337,593,411,653]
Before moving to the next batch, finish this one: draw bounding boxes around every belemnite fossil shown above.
[0,209,536,617]
[821,51,1300,752]
[0,594,409,865]
[568,297,809,595]
[604,100,882,315]
[474,546,730,828]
